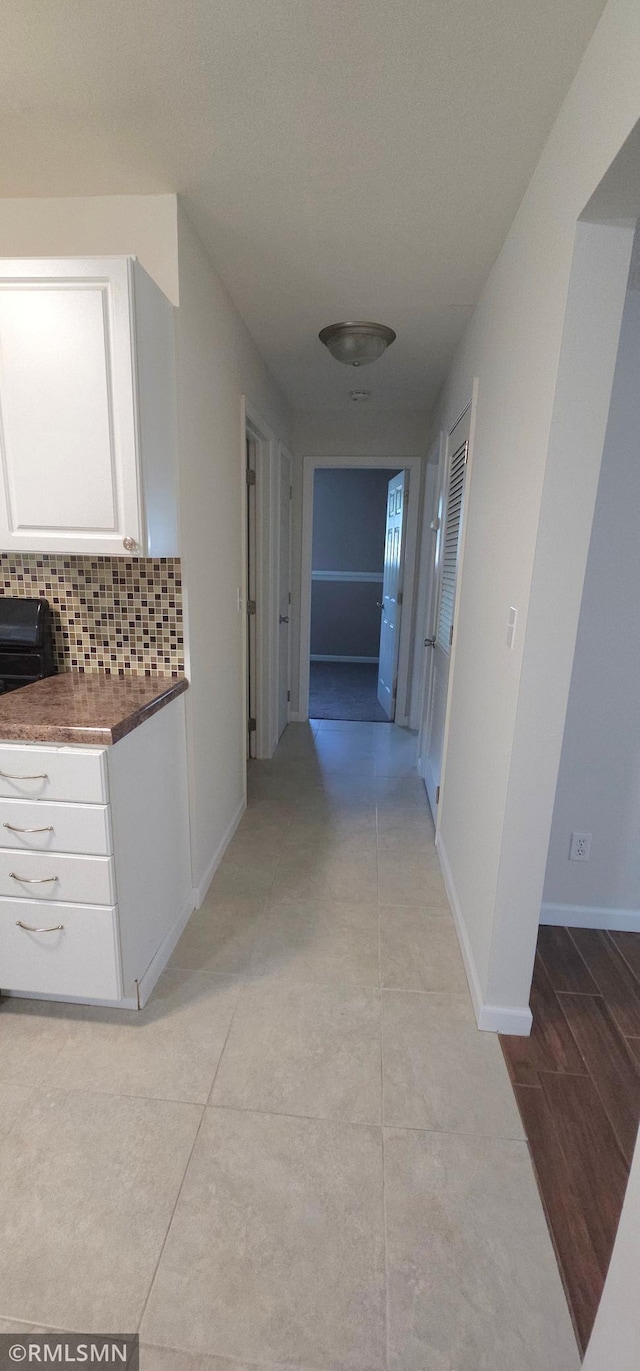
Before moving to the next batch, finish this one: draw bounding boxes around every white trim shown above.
[311,570,383,583]
[436,830,533,1036]
[477,1003,534,1034]
[5,987,140,1010]
[310,654,379,663]
[299,454,422,726]
[136,891,195,1007]
[242,397,278,761]
[415,437,445,743]
[277,441,293,743]
[193,795,246,908]
[541,902,640,933]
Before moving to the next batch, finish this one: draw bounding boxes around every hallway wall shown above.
[0,193,293,901]
[176,204,292,897]
[0,194,179,303]
[425,0,640,1028]
[543,250,640,928]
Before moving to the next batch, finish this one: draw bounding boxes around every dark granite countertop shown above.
[0,672,188,746]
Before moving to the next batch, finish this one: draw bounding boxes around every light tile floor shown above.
[0,721,580,1370]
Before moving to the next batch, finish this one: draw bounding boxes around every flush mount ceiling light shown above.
[319,321,396,367]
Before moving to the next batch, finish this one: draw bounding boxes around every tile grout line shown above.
[135,780,280,1340]
[134,1100,207,1337]
[376,790,391,1371]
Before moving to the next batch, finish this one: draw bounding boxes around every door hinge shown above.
[246,467,256,486]
[288,591,291,604]
[248,717,257,732]
[290,484,293,499]
[397,589,403,606]
[287,689,291,702]
[449,623,454,646]
[436,785,440,803]
[247,599,257,615]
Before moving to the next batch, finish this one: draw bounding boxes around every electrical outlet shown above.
[570,831,591,862]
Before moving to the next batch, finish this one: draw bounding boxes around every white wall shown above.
[543,263,640,926]
[424,0,640,1030]
[0,194,179,303]
[582,1127,640,1370]
[176,204,291,895]
[0,192,292,897]
[289,408,428,713]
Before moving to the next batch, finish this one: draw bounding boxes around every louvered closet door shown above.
[423,407,470,821]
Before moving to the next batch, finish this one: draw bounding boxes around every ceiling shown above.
[0,0,607,412]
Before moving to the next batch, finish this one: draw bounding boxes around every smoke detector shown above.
[349,389,371,402]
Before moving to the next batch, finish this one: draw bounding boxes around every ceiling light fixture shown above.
[319,321,396,367]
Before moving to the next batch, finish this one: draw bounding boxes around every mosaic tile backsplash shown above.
[0,555,184,676]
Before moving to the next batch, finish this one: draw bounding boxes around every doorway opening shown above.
[299,453,422,726]
[307,466,402,722]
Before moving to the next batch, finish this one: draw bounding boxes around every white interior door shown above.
[377,471,407,719]
[277,451,292,738]
[422,407,470,821]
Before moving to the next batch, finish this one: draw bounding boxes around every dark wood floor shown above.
[500,926,640,1356]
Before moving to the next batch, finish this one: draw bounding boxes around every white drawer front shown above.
[0,746,107,804]
[0,899,122,1000]
[0,800,112,856]
[0,851,115,905]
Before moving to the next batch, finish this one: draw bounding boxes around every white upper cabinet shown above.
[0,257,179,556]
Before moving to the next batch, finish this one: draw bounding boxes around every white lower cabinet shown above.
[0,799,112,856]
[0,695,192,1008]
[0,850,115,905]
[0,901,122,1001]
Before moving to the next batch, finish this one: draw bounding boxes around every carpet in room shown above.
[308,661,390,722]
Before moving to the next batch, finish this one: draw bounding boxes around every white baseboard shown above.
[541,902,640,933]
[310,655,380,664]
[193,795,246,909]
[3,987,140,1010]
[436,832,533,1036]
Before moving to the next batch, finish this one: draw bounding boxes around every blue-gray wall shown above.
[310,468,399,659]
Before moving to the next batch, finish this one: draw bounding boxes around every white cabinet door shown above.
[0,257,178,556]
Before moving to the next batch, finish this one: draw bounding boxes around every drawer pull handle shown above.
[0,771,48,781]
[4,823,54,834]
[16,919,64,933]
[9,872,58,884]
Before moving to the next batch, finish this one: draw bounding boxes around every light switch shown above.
[506,606,517,650]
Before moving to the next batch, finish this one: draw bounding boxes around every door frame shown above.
[298,453,422,724]
[240,396,280,761]
[276,441,293,738]
[414,434,446,742]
